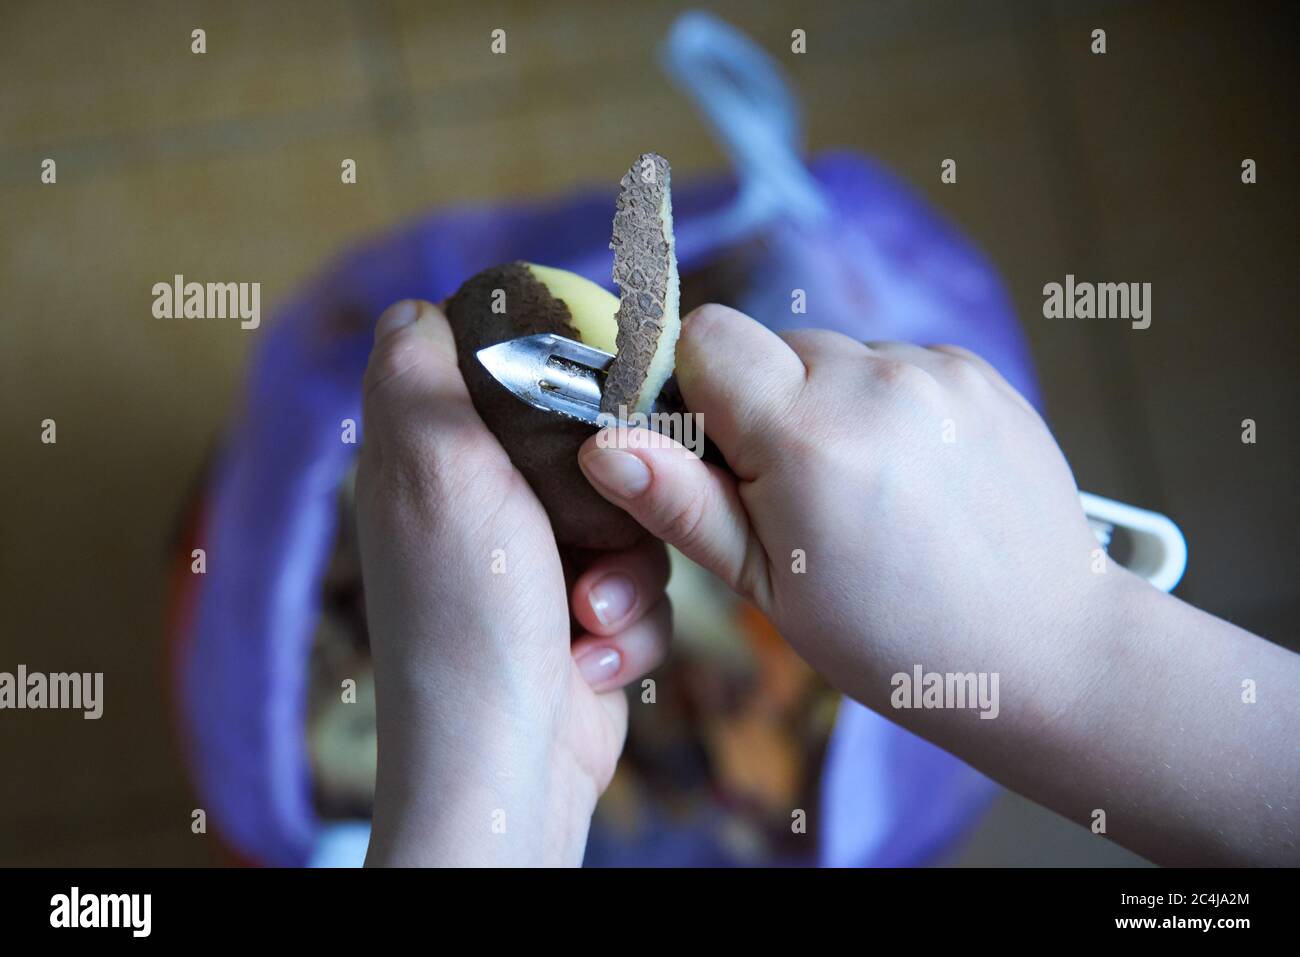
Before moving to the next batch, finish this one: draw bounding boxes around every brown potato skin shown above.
[444,262,645,550]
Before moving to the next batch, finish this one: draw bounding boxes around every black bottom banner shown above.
[0,866,1284,943]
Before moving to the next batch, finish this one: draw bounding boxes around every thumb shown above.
[578,428,772,607]
[672,304,806,477]
[361,298,505,473]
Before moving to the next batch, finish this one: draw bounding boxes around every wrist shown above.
[989,567,1167,788]
[889,565,1164,794]
[1050,566,1166,714]
[368,753,597,867]
[366,669,599,867]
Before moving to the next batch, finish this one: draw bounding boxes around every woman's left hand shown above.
[356,299,671,866]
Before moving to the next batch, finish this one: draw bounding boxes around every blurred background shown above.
[1,0,1295,866]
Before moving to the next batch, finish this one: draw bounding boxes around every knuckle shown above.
[867,357,945,415]
[658,486,709,549]
[363,334,427,407]
[935,351,988,390]
[871,357,928,392]
[931,342,975,360]
[368,421,495,523]
[683,302,735,338]
[374,430,445,514]
[785,328,862,355]
[678,304,732,363]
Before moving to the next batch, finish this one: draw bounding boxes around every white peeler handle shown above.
[1079,491,1187,592]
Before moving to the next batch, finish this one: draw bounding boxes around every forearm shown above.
[924,570,1300,865]
[1035,576,1299,865]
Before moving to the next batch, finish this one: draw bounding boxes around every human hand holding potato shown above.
[356,299,671,867]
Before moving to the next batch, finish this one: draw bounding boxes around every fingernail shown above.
[581,449,651,498]
[576,647,622,686]
[590,573,635,627]
[374,300,420,342]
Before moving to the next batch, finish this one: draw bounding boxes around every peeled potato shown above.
[524,263,619,354]
[444,261,645,549]
[442,154,680,549]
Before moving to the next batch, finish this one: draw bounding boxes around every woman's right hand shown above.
[577,303,1300,865]
[578,304,1115,731]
